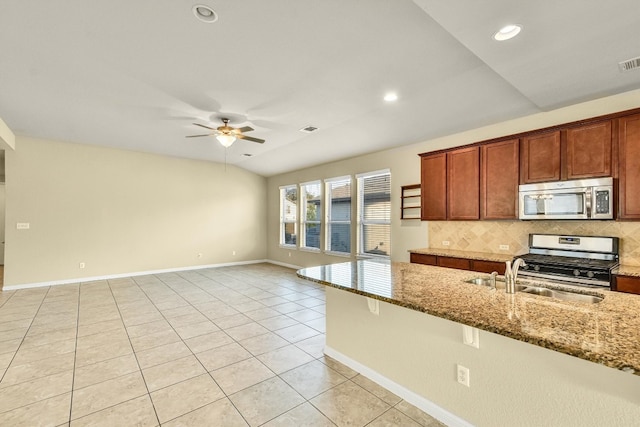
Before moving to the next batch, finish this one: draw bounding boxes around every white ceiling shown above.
[1,0,639,176]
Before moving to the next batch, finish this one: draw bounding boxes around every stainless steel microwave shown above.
[518,177,613,220]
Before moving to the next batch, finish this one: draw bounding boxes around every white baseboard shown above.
[266,259,303,270]
[324,346,474,427]
[2,259,272,291]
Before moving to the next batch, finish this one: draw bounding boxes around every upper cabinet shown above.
[565,121,612,180]
[447,147,480,220]
[420,147,479,220]
[618,113,640,219]
[520,131,561,184]
[481,139,519,219]
[519,121,612,184]
[420,152,447,220]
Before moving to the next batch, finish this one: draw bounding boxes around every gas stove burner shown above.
[515,234,619,288]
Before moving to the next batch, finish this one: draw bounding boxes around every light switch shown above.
[16,222,30,230]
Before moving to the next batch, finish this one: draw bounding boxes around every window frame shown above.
[279,184,298,249]
[356,169,391,259]
[300,180,322,252]
[325,175,353,257]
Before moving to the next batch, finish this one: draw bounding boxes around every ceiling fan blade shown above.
[193,123,217,131]
[185,134,213,138]
[238,134,265,144]
[236,126,254,133]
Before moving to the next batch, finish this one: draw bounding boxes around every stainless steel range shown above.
[516,234,619,288]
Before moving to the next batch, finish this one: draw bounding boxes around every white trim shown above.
[324,346,474,427]
[3,259,269,291]
[279,244,297,250]
[299,247,321,253]
[325,175,351,184]
[266,260,302,270]
[324,250,352,258]
[355,168,390,179]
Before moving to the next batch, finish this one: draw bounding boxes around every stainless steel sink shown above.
[465,277,494,286]
[515,285,603,304]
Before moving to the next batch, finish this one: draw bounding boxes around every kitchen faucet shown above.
[505,258,526,293]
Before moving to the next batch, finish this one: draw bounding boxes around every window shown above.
[279,185,297,247]
[357,170,391,257]
[326,176,352,255]
[301,181,322,250]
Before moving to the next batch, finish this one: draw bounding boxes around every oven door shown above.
[519,187,588,220]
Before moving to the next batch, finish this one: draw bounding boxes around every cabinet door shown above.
[410,253,438,265]
[481,139,519,219]
[618,113,640,219]
[420,153,447,220]
[471,260,506,275]
[613,276,640,295]
[565,121,612,179]
[520,131,561,184]
[447,147,480,220]
[437,256,471,270]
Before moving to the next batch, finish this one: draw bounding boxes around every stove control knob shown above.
[534,265,540,271]
[573,269,581,276]
[587,271,595,278]
[522,264,529,270]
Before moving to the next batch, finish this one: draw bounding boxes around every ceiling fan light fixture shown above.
[192,5,218,23]
[493,24,522,41]
[216,133,236,147]
[384,92,398,102]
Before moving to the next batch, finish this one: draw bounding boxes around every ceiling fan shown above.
[186,118,265,148]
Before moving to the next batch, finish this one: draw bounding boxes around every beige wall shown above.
[266,88,640,267]
[327,288,640,426]
[4,136,267,288]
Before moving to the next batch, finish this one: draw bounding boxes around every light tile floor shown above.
[0,263,445,426]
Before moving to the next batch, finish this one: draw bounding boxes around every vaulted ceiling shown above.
[1,0,639,176]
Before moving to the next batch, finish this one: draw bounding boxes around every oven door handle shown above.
[585,189,592,218]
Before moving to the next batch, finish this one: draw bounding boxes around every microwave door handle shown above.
[585,189,592,218]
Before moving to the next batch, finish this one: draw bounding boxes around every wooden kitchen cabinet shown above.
[612,275,640,295]
[618,113,640,219]
[565,121,612,179]
[520,131,561,184]
[481,139,519,219]
[420,153,447,220]
[410,253,506,274]
[447,146,480,220]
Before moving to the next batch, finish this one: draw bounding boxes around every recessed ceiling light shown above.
[243,153,253,157]
[384,93,398,102]
[299,125,319,133]
[192,5,218,23]
[493,24,522,41]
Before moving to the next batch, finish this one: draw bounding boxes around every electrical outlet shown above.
[17,222,30,230]
[288,252,292,257]
[462,325,480,348]
[198,253,203,258]
[442,240,450,246]
[232,251,236,256]
[499,244,510,250]
[79,262,85,269]
[457,364,470,387]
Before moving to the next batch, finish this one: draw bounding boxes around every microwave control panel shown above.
[595,190,610,214]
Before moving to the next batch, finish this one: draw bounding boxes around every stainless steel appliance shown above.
[516,233,619,288]
[518,177,613,220]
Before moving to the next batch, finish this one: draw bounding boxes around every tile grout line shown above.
[67,281,83,424]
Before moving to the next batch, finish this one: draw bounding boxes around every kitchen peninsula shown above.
[298,260,640,427]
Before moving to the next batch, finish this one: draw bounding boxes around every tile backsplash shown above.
[429,221,640,266]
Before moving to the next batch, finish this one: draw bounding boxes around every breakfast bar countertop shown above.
[408,247,515,263]
[297,260,640,376]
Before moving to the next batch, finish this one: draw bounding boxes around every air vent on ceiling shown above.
[299,125,319,133]
[619,56,640,72]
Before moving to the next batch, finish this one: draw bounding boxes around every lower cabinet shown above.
[410,253,506,275]
[612,275,640,295]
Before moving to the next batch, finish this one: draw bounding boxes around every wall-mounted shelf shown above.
[401,184,421,219]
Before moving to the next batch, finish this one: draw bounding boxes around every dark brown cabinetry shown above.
[520,131,561,184]
[618,113,640,219]
[481,139,519,219]
[519,122,612,184]
[447,147,480,220]
[410,253,506,275]
[420,153,447,220]
[612,275,640,295]
[420,147,479,220]
[565,121,612,179]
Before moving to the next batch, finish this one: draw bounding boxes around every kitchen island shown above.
[298,260,640,427]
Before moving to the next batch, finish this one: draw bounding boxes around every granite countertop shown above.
[614,265,640,277]
[408,247,514,263]
[298,260,640,376]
